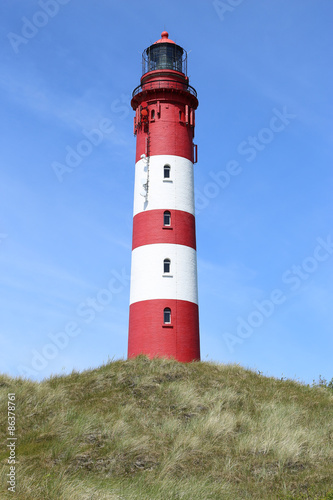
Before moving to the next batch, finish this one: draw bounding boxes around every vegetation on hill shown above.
[1,356,333,499]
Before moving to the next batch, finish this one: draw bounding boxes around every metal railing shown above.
[132,79,197,99]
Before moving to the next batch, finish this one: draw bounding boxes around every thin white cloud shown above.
[0,64,132,146]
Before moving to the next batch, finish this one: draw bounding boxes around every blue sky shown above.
[0,0,332,383]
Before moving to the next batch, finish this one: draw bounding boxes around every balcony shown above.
[132,79,197,99]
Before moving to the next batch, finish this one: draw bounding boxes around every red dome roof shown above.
[154,31,175,44]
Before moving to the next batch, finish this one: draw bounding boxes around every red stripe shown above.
[128,299,200,362]
[132,209,196,250]
[135,102,195,163]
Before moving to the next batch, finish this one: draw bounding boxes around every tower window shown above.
[164,307,171,324]
[163,165,170,179]
[163,258,171,274]
[163,210,171,226]
[151,109,155,120]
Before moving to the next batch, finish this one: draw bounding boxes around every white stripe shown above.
[129,243,198,305]
[133,155,195,216]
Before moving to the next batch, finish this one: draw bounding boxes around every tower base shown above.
[128,299,200,362]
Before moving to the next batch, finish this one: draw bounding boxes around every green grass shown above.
[1,356,333,499]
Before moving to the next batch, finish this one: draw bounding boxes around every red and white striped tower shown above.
[128,31,200,362]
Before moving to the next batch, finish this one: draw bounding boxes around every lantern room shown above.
[141,31,187,76]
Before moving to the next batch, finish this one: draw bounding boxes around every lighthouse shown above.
[128,31,200,362]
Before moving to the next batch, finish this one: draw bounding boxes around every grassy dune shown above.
[1,356,333,499]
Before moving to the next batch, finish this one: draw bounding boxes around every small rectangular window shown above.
[163,211,171,226]
[163,259,171,274]
[164,308,171,324]
[164,165,170,178]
